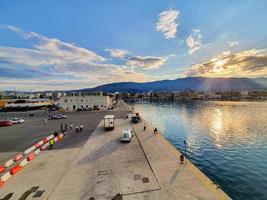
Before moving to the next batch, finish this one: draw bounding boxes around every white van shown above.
[121,128,133,142]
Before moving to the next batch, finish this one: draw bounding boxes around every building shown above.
[0,100,7,108]
[2,98,54,111]
[59,94,113,111]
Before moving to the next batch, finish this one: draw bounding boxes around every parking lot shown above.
[0,103,130,163]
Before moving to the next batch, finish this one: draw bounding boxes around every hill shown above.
[79,77,267,93]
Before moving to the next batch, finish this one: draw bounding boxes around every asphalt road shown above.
[0,103,131,163]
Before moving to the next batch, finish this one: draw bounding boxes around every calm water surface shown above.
[131,101,267,200]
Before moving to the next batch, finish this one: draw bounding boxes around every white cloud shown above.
[0,25,105,64]
[186,29,202,54]
[228,41,239,47]
[156,9,180,39]
[105,48,129,59]
[126,56,166,69]
[182,49,267,77]
[0,25,149,90]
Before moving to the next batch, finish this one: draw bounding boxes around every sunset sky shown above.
[0,0,267,91]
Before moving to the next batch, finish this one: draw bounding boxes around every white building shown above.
[59,95,113,111]
[241,91,249,97]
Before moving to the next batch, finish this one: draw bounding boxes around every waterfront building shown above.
[59,94,113,111]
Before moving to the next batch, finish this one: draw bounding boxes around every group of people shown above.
[70,124,84,133]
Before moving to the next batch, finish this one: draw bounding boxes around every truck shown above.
[104,115,115,130]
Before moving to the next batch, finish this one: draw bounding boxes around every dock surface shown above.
[0,101,231,200]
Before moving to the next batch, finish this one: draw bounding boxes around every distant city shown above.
[0,89,267,102]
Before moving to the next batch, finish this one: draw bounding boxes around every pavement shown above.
[0,101,231,200]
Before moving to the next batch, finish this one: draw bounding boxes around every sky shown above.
[0,0,267,91]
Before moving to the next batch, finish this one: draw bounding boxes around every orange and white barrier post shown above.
[24,146,36,155]
[14,153,23,162]
[4,159,14,168]
[0,165,5,173]
[27,152,35,161]
[0,172,11,183]
[10,165,21,175]
[19,158,28,167]
[34,149,41,155]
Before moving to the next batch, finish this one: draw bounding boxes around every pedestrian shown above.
[143,123,146,131]
[70,124,73,130]
[80,124,83,132]
[180,154,184,164]
[44,118,48,125]
[49,139,54,150]
[60,124,63,131]
[153,128,158,134]
[76,126,79,133]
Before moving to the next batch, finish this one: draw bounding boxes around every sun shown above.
[213,60,225,73]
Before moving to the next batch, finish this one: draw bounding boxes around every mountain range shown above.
[79,77,267,93]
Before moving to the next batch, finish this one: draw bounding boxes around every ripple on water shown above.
[132,101,267,200]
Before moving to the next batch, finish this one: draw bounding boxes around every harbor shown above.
[0,101,230,200]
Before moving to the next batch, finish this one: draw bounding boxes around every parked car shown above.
[0,120,13,126]
[10,118,25,124]
[121,128,133,142]
[77,108,92,111]
[48,114,67,120]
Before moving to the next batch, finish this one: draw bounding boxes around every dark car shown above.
[131,116,140,123]
[0,120,13,126]
[48,114,67,120]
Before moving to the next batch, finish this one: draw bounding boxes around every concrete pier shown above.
[0,101,231,200]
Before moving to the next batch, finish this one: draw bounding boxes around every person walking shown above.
[76,126,79,133]
[153,128,158,134]
[70,124,73,130]
[80,124,83,132]
[143,123,146,131]
[49,139,54,150]
[44,118,48,125]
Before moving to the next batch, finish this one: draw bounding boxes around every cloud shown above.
[105,49,129,59]
[182,49,267,77]
[156,9,180,39]
[105,47,170,70]
[0,25,148,90]
[186,29,202,54]
[228,41,239,47]
[126,56,166,69]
